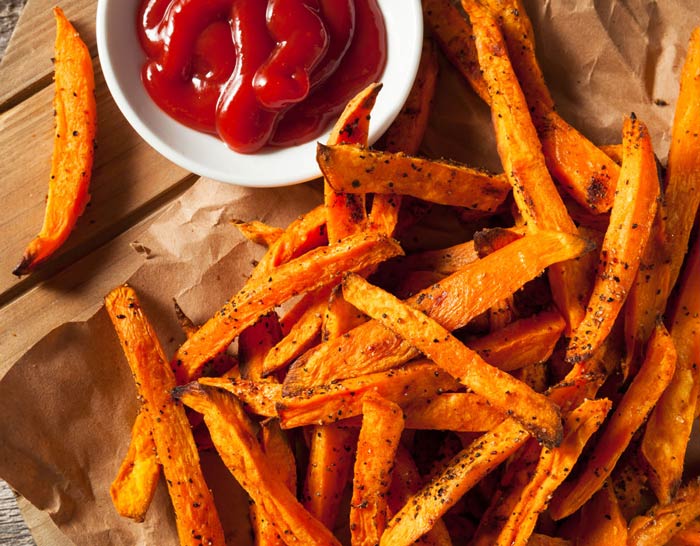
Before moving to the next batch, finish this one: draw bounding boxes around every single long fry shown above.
[173,232,403,383]
[342,273,563,447]
[472,398,611,546]
[109,410,159,522]
[325,83,381,242]
[233,219,284,247]
[550,324,677,520]
[174,383,341,546]
[464,0,583,332]
[371,38,440,235]
[13,7,96,276]
[105,286,224,545]
[303,423,358,530]
[350,394,404,546]
[625,27,700,370]
[641,236,700,503]
[628,479,700,546]
[381,419,530,546]
[198,377,282,417]
[319,144,510,212]
[285,230,592,391]
[566,116,659,364]
[400,392,505,432]
[278,361,460,429]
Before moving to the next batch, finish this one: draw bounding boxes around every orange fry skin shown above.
[105,286,224,546]
[566,116,659,364]
[232,219,284,247]
[350,394,405,546]
[14,7,96,276]
[550,324,677,520]
[174,383,341,546]
[284,230,592,391]
[342,273,563,447]
[172,232,403,383]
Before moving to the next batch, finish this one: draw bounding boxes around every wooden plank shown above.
[0,57,194,304]
[0,0,95,110]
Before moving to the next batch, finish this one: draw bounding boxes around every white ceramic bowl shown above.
[96,0,423,187]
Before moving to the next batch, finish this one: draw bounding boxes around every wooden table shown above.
[0,1,200,544]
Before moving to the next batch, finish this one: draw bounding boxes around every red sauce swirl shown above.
[138,0,386,153]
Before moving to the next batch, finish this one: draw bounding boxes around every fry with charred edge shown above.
[109,410,159,522]
[566,116,659,364]
[324,83,381,242]
[342,273,563,447]
[388,446,453,545]
[319,144,511,212]
[627,478,700,546]
[284,230,592,391]
[251,204,328,280]
[302,423,358,530]
[550,324,677,520]
[262,290,327,377]
[370,38,439,235]
[198,377,282,418]
[350,394,404,546]
[232,219,284,247]
[464,0,584,333]
[251,420,297,546]
[472,399,612,546]
[469,308,566,372]
[174,383,341,546]
[13,7,96,276]
[105,286,224,545]
[567,485,628,546]
[277,361,461,429]
[381,419,530,546]
[172,232,403,383]
[641,237,700,503]
[625,28,700,371]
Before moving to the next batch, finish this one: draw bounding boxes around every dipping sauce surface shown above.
[138,0,387,153]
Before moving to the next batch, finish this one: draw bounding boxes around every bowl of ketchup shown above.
[96,0,423,187]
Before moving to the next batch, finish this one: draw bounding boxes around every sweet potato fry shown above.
[319,144,510,212]
[198,377,282,418]
[641,237,700,503]
[302,423,358,530]
[350,394,404,546]
[381,419,530,546]
[251,420,297,546]
[370,38,440,235]
[666,521,700,546]
[464,0,584,332]
[322,285,367,341]
[528,536,571,546]
[549,324,677,520]
[105,286,224,545]
[401,393,505,432]
[342,273,563,447]
[173,232,403,383]
[232,219,284,247]
[565,484,628,546]
[325,83,381,242]
[284,229,592,391]
[262,288,328,377]
[278,361,460,429]
[471,398,611,546]
[395,240,479,275]
[625,28,700,372]
[238,311,282,381]
[469,308,565,372]
[109,410,159,522]
[566,115,659,364]
[628,479,700,546]
[251,204,328,280]
[174,383,341,546]
[13,7,97,276]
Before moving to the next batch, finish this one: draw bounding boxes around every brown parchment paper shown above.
[1,1,698,545]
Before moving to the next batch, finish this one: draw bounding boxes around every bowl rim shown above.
[95,0,424,188]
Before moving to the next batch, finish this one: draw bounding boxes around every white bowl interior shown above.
[96,0,423,187]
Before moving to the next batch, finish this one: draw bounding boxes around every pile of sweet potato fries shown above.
[103,1,700,544]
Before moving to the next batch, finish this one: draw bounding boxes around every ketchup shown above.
[138,0,386,153]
